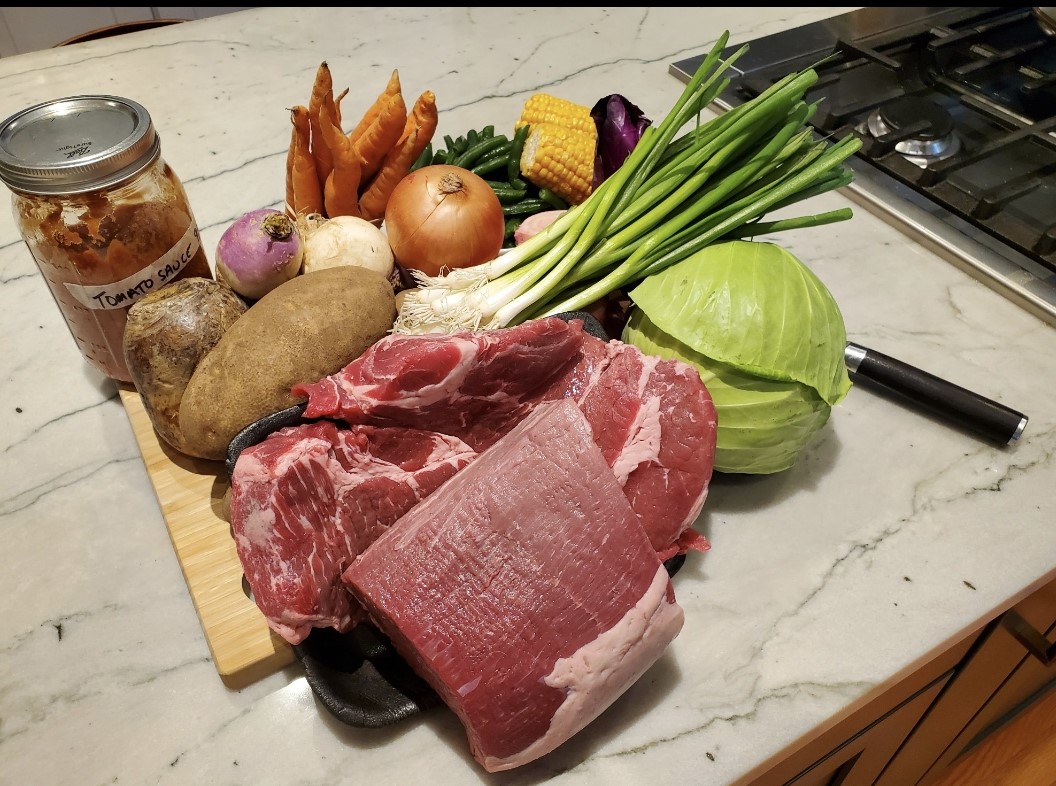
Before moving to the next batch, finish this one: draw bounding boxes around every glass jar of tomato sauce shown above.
[0,95,212,383]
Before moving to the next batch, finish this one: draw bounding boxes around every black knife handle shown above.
[845,343,1028,445]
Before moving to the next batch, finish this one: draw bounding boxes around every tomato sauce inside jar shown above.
[0,95,212,383]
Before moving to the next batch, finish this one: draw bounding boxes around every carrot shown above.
[284,113,297,217]
[359,128,420,222]
[307,62,335,190]
[325,167,362,219]
[400,90,438,166]
[347,69,402,148]
[333,87,349,128]
[290,105,324,216]
[318,102,352,160]
[351,91,407,185]
[318,104,362,218]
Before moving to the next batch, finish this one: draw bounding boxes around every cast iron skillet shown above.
[226,311,686,728]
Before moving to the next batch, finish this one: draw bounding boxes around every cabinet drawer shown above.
[920,615,1056,783]
[736,630,979,786]
[877,573,1056,786]
[786,673,950,786]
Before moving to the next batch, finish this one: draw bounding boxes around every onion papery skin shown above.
[384,164,505,278]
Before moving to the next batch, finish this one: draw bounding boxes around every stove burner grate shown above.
[862,96,962,165]
[705,7,1056,275]
[669,6,1056,326]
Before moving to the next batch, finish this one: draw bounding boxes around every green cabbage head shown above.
[622,240,852,474]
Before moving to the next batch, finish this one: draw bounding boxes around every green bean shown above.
[453,135,510,169]
[471,155,510,177]
[504,217,523,240]
[538,188,569,210]
[411,142,433,172]
[502,198,548,216]
[508,124,530,182]
[493,187,529,205]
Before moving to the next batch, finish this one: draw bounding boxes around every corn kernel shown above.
[514,93,594,135]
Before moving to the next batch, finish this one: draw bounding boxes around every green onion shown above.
[392,30,863,335]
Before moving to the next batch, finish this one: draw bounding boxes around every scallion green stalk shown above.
[392,31,863,335]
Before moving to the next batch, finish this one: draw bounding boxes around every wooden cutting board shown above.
[119,385,294,688]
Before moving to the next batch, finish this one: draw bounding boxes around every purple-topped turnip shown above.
[216,208,304,300]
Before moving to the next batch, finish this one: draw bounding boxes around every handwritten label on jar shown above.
[64,222,202,310]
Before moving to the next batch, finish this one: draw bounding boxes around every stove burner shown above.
[878,98,954,140]
[670,6,1056,327]
[864,97,962,167]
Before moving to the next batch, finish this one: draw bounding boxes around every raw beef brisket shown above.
[344,400,684,772]
[296,317,717,557]
[230,421,476,644]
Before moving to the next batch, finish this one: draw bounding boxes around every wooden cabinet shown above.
[787,675,950,786]
[937,619,1056,764]
[879,573,1056,786]
[734,633,981,786]
[741,570,1056,786]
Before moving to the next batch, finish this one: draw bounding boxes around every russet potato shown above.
[179,266,396,460]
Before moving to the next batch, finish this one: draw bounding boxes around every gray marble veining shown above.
[0,7,1053,785]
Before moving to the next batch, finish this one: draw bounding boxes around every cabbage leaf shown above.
[627,240,851,407]
[622,240,851,474]
[623,309,831,474]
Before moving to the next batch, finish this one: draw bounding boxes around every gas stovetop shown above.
[671,7,1056,327]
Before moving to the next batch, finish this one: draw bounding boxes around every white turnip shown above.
[300,214,395,278]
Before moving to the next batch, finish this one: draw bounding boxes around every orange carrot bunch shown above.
[285,62,438,223]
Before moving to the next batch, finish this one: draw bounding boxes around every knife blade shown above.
[844,342,1028,445]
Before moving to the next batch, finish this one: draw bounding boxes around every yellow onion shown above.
[384,164,505,278]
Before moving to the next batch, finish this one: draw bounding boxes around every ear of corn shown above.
[515,93,597,205]
[515,93,595,135]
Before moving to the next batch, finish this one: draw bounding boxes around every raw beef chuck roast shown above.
[295,316,718,557]
[344,400,685,772]
[293,315,585,451]
[230,421,476,644]
[535,336,717,558]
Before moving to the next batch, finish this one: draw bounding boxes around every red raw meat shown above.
[293,315,585,451]
[344,400,685,772]
[296,317,717,557]
[535,338,717,558]
[230,420,476,644]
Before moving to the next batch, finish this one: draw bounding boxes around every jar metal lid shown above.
[0,95,160,195]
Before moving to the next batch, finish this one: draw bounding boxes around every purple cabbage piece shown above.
[591,94,651,189]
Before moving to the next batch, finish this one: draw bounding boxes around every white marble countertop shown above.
[1,7,1054,785]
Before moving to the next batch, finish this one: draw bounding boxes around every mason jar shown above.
[0,95,212,383]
